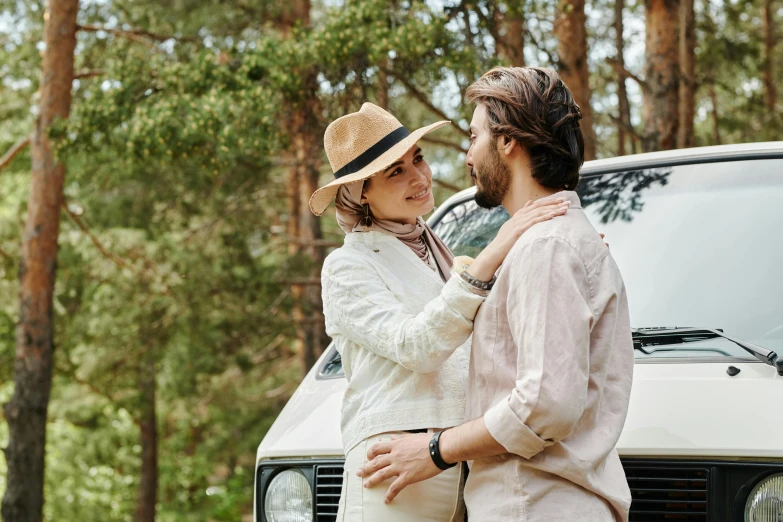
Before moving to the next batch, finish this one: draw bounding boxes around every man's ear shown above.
[498,135,519,157]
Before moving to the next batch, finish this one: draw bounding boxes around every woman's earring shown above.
[362,204,372,231]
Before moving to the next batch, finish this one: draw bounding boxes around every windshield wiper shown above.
[632,327,783,375]
[635,346,734,357]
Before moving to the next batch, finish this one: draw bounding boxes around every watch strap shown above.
[429,430,457,470]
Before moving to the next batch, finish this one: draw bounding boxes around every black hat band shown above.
[333,126,411,179]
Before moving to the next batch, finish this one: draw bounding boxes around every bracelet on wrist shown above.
[429,430,457,470]
[459,263,496,291]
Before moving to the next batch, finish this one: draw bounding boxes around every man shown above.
[357,67,634,521]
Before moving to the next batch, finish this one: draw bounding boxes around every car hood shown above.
[257,359,783,464]
[256,355,346,461]
[619,361,782,458]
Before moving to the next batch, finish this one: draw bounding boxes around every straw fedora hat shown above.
[309,103,450,216]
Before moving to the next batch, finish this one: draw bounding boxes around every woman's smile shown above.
[407,187,431,201]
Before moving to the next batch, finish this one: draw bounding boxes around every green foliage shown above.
[695,0,782,143]
[0,0,780,520]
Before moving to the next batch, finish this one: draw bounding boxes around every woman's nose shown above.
[413,164,430,183]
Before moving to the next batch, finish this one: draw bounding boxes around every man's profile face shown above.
[467,104,511,209]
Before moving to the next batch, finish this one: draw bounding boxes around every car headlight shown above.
[263,469,313,522]
[745,473,783,521]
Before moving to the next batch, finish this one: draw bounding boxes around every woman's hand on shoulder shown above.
[468,198,570,281]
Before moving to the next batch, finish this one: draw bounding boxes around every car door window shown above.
[431,200,509,257]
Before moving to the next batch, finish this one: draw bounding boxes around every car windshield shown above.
[432,158,783,361]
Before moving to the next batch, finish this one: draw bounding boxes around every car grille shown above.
[315,464,344,522]
[311,462,710,521]
[625,464,709,521]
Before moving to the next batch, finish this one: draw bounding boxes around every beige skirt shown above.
[337,430,466,522]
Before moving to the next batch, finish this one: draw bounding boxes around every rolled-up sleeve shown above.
[322,252,487,373]
[484,237,594,459]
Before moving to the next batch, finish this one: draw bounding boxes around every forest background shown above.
[0,0,780,520]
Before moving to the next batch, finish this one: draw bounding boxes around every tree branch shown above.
[78,24,157,49]
[608,114,642,141]
[432,177,464,193]
[56,362,119,404]
[0,245,13,260]
[63,202,136,272]
[443,3,464,22]
[77,24,198,44]
[420,135,468,154]
[62,200,179,300]
[74,69,106,79]
[77,24,196,54]
[0,135,31,174]
[252,334,288,364]
[381,67,470,138]
[527,29,558,66]
[471,3,504,51]
[606,58,649,93]
[182,178,256,242]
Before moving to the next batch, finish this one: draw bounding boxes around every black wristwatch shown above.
[429,430,457,470]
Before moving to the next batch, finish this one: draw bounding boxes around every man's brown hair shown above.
[466,67,584,190]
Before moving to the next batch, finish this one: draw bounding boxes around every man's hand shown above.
[355,433,443,504]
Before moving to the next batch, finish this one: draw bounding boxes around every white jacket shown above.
[321,231,487,452]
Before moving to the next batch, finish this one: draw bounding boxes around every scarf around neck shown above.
[335,181,454,282]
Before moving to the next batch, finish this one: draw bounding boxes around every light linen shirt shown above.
[464,191,634,521]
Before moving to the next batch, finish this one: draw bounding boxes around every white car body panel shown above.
[256,358,345,460]
[256,355,783,465]
[620,362,782,458]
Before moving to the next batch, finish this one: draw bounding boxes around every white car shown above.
[255,142,783,522]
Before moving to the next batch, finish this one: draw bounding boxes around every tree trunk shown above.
[377,60,389,109]
[708,83,722,145]
[1,1,78,521]
[285,140,306,376]
[614,0,635,155]
[279,0,325,377]
[761,0,777,118]
[286,145,302,257]
[294,113,325,375]
[495,3,526,66]
[301,163,326,371]
[135,354,158,522]
[642,0,680,152]
[298,93,326,365]
[278,0,311,37]
[677,0,696,148]
[554,0,597,160]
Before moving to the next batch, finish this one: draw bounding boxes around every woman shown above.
[309,103,569,522]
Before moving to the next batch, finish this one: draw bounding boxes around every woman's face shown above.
[361,143,434,225]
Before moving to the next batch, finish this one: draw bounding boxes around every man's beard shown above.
[473,143,511,209]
